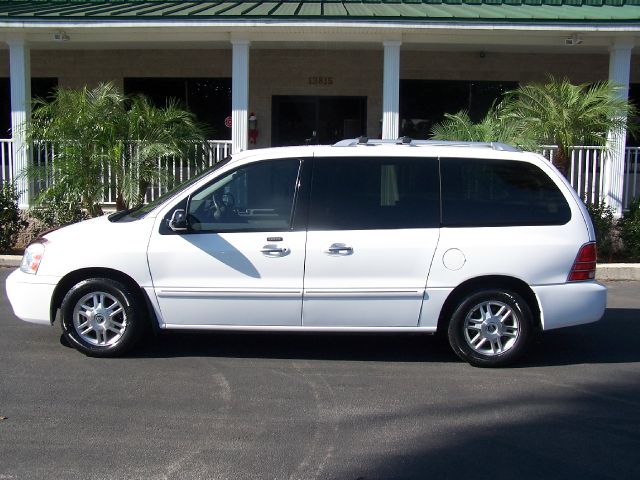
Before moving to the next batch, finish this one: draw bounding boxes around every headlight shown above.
[20,242,46,274]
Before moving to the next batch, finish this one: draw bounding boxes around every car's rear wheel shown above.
[60,278,144,357]
[447,290,533,367]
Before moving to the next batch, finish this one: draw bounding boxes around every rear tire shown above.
[60,278,144,357]
[447,290,533,367]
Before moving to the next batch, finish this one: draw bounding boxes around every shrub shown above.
[0,182,27,253]
[30,192,89,231]
[619,197,640,261]
[586,201,616,261]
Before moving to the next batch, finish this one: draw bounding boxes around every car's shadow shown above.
[110,307,640,367]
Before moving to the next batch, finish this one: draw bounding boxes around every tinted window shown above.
[441,158,571,226]
[187,159,301,232]
[309,157,440,230]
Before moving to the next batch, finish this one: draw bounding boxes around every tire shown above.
[447,290,533,368]
[60,278,144,357]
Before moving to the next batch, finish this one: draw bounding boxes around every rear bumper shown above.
[533,281,607,330]
[5,269,59,325]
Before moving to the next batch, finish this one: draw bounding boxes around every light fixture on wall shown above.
[53,31,70,42]
[565,34,583,46]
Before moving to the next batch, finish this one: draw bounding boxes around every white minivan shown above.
[6,139,607,367]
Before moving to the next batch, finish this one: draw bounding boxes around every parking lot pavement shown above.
[1,267,639,480]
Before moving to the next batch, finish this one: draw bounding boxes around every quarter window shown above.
[187,159,301,232]
[309,157,440,230]
[441,158,571,226]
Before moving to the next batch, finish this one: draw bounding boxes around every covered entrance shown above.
[271,95,367,146]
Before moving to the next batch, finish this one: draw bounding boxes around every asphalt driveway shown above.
[1,267,639,480]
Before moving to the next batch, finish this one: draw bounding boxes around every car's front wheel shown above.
[447,290,533,367]
[60,278,144,357]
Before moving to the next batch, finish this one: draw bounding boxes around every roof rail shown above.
[333,137,521,152]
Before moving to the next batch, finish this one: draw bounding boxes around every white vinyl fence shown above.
[540,145,640,210]
[27,140,232,206]
[1,139,13,183]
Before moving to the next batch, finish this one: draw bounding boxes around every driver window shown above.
[188,159,301,232]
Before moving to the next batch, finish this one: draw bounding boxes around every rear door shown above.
[302,156,440,327]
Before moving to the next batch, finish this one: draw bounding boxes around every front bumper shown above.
[5,269,59,325]
[533,281,607,331]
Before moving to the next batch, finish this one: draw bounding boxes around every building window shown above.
[399,80,518,140]
[124,78,232,140]
[0,78,58,138]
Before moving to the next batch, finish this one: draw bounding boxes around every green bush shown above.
[619,197,640,260]
[586,201,616,261]
[0,182,27,253]
[30,191,89,231]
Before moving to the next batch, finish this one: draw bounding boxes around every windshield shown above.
[110,156,232,222]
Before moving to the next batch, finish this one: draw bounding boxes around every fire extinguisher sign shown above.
[224,116,232,128]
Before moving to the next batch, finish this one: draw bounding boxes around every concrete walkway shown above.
[1,255,639,280]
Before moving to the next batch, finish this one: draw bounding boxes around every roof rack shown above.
[333,137,521,152]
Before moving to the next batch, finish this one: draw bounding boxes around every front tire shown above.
[447,290,533,367]
[60,278,144,357]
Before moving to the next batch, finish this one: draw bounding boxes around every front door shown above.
[147,158,306,327]
[272,96,367,146]
[302,156,441,327]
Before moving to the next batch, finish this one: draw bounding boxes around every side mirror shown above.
[169,209,188,232]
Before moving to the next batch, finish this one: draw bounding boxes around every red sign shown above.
[224,116,232,128]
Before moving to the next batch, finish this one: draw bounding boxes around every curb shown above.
[0,256,21,268]
[594,263,640,281]
[2,255,640,281]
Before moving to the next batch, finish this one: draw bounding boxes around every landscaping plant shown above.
[25,82,206,217]
[0,181,27,254]
[430,104,536,151]
[431,76,638,178]
[502,76,637,176]
[619,197,640,261]
[586,201,616,261]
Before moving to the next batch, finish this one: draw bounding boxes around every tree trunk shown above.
[115,192,126,212]
[137,180,150,208]
[554,148,570,178]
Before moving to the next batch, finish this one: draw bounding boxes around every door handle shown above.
[325,243,354,255]
[261,244,290,257]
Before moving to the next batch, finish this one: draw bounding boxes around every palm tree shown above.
[503,76,638,176]
[430,105,537,151]
[27,82,126,216]
[116,95,205,210]
[25,83,206,216]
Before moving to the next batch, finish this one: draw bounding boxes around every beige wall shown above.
[1,47,638,146]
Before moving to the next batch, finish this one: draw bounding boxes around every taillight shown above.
[568,242,597,282]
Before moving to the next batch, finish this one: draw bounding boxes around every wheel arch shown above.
[50,268,158,330]
[436,275,542,333]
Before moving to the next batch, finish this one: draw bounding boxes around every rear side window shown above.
[309,157,440,230]
[441,158,571,227]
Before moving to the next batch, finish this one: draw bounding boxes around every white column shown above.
[382,41,401,140]
[605,38,633,217]
[231,39,250,154]
[7,38,31,208]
